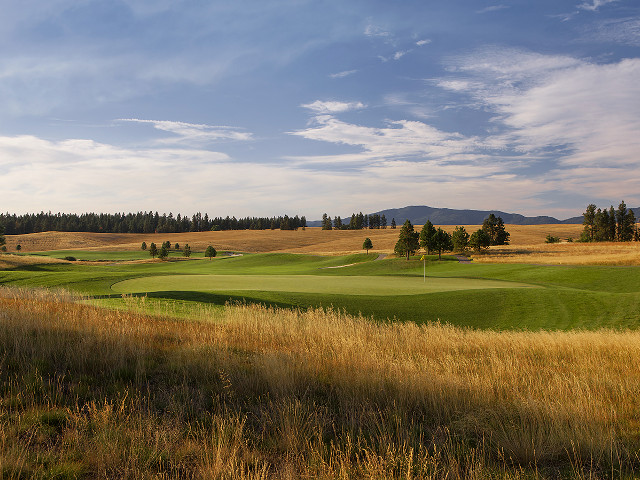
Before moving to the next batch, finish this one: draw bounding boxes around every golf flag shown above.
[420,255,426,260]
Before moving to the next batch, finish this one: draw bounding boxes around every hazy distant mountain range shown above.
[310,205,591,227]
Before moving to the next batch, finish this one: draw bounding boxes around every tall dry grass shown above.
[1,288,639,478]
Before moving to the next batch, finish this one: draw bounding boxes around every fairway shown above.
[112,274,537,296]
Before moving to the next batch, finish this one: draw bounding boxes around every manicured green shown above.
[112,274,535,296]
[2,250,640,330]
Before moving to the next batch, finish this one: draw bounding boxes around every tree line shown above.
[321,212,393,230]
[580,201,638,242]
[0,211,307,235]
[394,214,510,260]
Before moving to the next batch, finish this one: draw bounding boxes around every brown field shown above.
[6,223,640,265]
[2,287,640,478]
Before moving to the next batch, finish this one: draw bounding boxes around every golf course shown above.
[2,229,639,330]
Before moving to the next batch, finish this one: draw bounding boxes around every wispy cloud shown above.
[300,100,366,114]
[117,119,253,145]
[476,5,509,14]
[364,24,391,38]
[416,39,431,46]
[329,69,358,79]
[578,0,617,11]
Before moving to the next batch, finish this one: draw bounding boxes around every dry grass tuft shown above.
[1,287,639,478]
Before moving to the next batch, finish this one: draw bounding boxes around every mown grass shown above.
[1,287,640,479]
[1,252,640,330]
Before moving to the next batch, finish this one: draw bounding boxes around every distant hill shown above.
[372,206,586,226]
[309,205,590,227]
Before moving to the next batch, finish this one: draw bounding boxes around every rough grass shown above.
[1,287,640,479]
[5,224,585,256]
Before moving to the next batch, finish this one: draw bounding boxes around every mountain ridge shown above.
[309,205,603,227]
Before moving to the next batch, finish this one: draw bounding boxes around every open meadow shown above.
[2,224,640,478]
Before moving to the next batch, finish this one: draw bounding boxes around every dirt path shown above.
[455,255,472,264]
[375,254,387,260]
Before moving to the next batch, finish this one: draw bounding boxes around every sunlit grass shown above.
[1,287,640,478]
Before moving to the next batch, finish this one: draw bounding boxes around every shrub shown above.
[64,256,76,261]
[545,234,561,244]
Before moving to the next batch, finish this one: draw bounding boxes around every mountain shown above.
[308,206,585,227]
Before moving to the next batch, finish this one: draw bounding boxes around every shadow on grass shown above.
[92,290,300,311]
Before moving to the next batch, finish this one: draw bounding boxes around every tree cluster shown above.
[321,212,389,230]
[395,214,510,259]
[0,211,307,235]
[580,201,638,242]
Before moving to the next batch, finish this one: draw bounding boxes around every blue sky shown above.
[1,0,639,219]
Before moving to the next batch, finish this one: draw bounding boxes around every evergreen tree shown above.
[158,245,169,260]
[149,242,158,259]
[469,229,491,252]
[582,204,597,242]
[451,226,470,253]
[175,243,180,250]
[183,244,192,257]
[0,225,5,251]
[334,216,343,230]
[363,237,373,254]
[15,244,21,251]
[205,245,217,260]
[141,241,147,250]
[482,214,510,245]
[419,221,437,254]
[391,218,396,229]
[394,220,419,260]
[381,214,387,229]
[616,201,636,241]
[432,228,453,260]
[321,213,332,230]
[609,206,617,241]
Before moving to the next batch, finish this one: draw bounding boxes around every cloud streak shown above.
[117,119,253,145]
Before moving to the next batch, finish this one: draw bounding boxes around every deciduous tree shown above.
[205,245,217,260]
[363,237,373,254]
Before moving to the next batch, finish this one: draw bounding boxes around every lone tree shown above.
[158,245,169,260]
[432,228,453,260]
[205,245,217,260]
[183,244,191,257]
[16,244,21,251]
[175,243,180,250]
[469,229,491,252]
[391,218,396,229]
[362,237,373,254]
[141,241,147,250]
[419,220,437,254]
[451,226,470,253]
[394,220,419,260]
[149,242,158,258]
[482,214,510,245]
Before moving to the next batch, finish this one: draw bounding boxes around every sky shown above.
[1,0,639,220]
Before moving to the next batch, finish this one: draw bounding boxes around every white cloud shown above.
[393,51,408,60]
[416,39,431,46]
[117,119,253,145]
[476,5,509,14]
[364,24,391,38]
[300,100,366,114]
[329,69,357,79]
[578,0,617,11]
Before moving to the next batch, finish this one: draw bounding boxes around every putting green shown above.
[112,274,537,296]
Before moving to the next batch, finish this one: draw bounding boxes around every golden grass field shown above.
[2,287,640,478]
[7,222,640,265]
